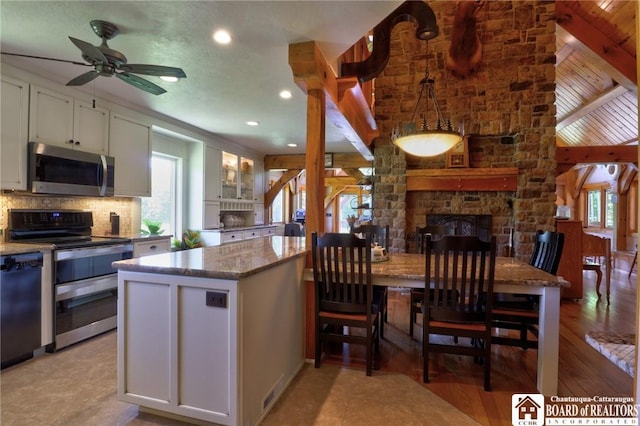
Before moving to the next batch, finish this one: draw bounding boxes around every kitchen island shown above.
[113,236,307,426]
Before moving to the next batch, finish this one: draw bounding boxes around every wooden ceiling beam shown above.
[289,41,378,161]
[264,169,302,208]
[556,146,638,175]
[264,153,371,170]
[557,84,628,130]
[556,2,637,84]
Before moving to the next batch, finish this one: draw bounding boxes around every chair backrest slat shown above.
[416,224,456,254]
[529,230,565,275]
[354,224,390,250]
[426,235,496,324]
[312,232,372,315]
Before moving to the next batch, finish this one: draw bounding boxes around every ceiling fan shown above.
[1,20,186,95]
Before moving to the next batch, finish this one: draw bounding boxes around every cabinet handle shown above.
[67,139,74,145]
[74,140,80,145]
[150,245,157,250]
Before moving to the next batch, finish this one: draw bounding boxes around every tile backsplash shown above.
[0,193,138,239]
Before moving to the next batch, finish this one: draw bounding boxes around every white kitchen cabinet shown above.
[253,161,264,203]
[222,151,254,201]
[204,145,222,200]
[1,75,29,190]
[133,237,171,258]
[117,248,305,425]
[253,203,264,225]
[29,85,109,154]
[204,201,221,229]
[109,112,152,197]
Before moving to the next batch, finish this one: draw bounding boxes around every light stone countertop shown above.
[368,254,570,288]
[113,235,307,280]
[98,233,173,243]
[304,253,570,289]
[0,242,54,256]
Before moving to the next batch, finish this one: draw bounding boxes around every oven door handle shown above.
[56,275,117,302]
[55,244,133,261]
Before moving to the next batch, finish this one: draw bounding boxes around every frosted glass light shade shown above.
[392,131,462,157]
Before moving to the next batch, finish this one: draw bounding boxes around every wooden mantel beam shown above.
[289,41,378,161]
[556,145,638,174]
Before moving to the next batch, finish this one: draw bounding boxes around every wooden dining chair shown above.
[354,224,390,338]
[311,232,381,376]
[492,230,564,350]
[423,235,497,391]
[409,224,455,339]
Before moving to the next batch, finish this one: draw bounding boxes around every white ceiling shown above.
[0,1,402,155]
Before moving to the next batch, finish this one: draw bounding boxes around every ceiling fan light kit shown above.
[1,19,186,95]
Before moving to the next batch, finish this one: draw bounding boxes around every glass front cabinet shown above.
[222,151,254,201]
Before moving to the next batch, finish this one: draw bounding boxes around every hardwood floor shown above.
[320,268,635,426]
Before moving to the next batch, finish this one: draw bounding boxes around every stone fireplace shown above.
[369,1,557,261]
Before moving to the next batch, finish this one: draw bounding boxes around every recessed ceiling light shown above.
[246,121,259,126]
[287,143,298,147]
[213,29,231,44]
[160,76,178,82]
[279,90,292,99]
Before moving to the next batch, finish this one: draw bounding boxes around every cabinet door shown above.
[29,85,74,146]
[109,113,151,197]
[253,161,264,203]
[73,101,109,154]
[222,151,239,199]
[240,157,253,201]
[204,201,221,229]
[253,203,264,225]
[1,76,29,190]
[204,146,222,200]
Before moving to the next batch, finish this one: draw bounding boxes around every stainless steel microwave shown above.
[28,142,115,197]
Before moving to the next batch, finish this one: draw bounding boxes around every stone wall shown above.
[371,0,557,260]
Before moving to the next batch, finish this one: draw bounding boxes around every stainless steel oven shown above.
[54,243,132,350]
[8,209,132,351]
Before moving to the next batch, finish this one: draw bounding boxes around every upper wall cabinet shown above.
[29,85,109,155]
[204,145,222,201]
[1,76,29,190]
[109,112,151,197]
[222,151,254,201]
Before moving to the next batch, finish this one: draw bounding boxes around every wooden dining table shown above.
[304,253,570,396]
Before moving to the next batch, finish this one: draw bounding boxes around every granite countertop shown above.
[0,242,54,256]
[369,254,570,288]
[113,235,307,280]
[304,253,569,289]
[100,233,173,243]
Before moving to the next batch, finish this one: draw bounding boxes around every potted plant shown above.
[172,229,203,251]
[141,219,164,236]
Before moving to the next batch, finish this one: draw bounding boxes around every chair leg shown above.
[423,322,430,383]
[595,268,603,300]
[409,303,415,339]
[484,338,491,391]
[315,322,322,368]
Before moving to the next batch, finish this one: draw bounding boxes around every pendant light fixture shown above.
[391,42,463,157]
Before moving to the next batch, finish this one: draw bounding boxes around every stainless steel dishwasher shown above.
[1,251,43,368]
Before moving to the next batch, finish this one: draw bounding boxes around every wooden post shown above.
[305,89,326,242]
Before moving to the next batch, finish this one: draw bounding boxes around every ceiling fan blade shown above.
[116,72,166,95]
[66,70,99,86]
[68,36,107,64]
[1,51,91,66]
[119,64,186,78]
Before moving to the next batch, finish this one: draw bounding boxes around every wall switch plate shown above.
[206,291,227,308]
